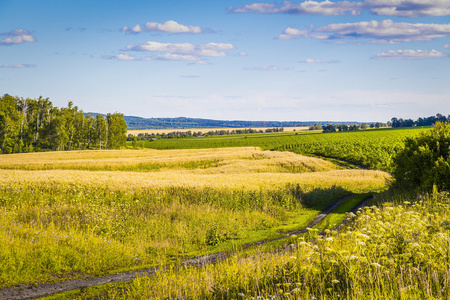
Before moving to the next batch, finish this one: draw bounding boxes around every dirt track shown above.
[0,193,371,300]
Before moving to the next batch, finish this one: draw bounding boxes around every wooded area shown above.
[0,94,127,154]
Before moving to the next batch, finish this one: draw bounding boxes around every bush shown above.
[392,122,450,191]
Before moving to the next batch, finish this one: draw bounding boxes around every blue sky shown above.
[1,0,449,122]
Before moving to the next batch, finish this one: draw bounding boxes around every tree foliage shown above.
[392,122,450,191]
[0,94,127,154]
[391,113,449,128]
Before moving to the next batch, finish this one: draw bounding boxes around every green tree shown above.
[106,112,127,149]
[392,122,450,191]
[95,114,107,149]
[322,124,336,133]
[0,94,20,153]
[46,111,69,151]
[85,114,96,149]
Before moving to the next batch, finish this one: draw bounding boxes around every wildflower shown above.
[371,262,382,268]
[331,279,340,284]
[238,293,245,297]
[325,237,333,242]
[357,233,370,239]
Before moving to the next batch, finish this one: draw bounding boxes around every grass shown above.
[0,148,389,288]
[313,193,374,231]
[4,128,442,299]
[64,191,449,300]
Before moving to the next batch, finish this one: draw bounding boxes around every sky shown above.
[1,0,449,122]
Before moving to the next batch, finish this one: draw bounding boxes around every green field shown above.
[138,127,428,171]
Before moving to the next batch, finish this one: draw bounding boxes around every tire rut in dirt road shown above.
[0,193,368,300]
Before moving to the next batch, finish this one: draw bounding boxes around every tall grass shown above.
[0,148,389,287]
[96,192,449,300]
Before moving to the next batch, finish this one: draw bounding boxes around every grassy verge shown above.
[37,193,378,300]
[53,191,449,300]
[313,193,373,231]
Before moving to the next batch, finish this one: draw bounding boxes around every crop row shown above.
[141,128,428,172]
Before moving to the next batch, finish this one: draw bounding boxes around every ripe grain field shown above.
[0,147,389,291]
[2,127,443,300]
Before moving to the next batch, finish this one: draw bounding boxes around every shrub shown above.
[392,122,450,191]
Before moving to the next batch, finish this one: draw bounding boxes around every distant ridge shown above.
[85,113,359,130]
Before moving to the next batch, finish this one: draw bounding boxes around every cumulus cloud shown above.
[145,20,202,33]
[230,1,362,15]
[278,20,450,43]
[146,53,202,61]
[103,54,137,60]
[366,0,450,17]
[102,53,203,62]
[373,49,449,59]
[0,64,36,68]
[0,29,36,45]
[198,43,235,50]
[122,41,234,57]
[229,0,450,17]
[300,58,340,63]
[278,27,329,40]
[244,66,294,71]
[121,20,202,34]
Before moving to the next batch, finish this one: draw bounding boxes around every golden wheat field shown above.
[0,148,388,192]
[0,147,390,290]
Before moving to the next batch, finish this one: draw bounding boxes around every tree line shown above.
[128,127,285,142]
[0,94,127,154]
[391,113,449,128]
[313,122,388,133]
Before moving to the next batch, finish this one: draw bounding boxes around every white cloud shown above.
[148,53,201,61]
[122,20,202,34]
[145,20,202,33]
[366,0,450,17]
[230,0,450,17]
[0,29,36,45]
[300,58,340,63]
[0,64,36,68]
[230,1,362,16]
[444,44,450,48]
[102,54,137,60]
[244,66,294,71]
[103,53,203,61]
[373,49,449,59]
[278,27,329,40]
[279,20,450,43]
[198,43,234,50]
[122,41,233,57]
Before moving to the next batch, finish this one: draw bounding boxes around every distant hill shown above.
[86,113,359,130]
